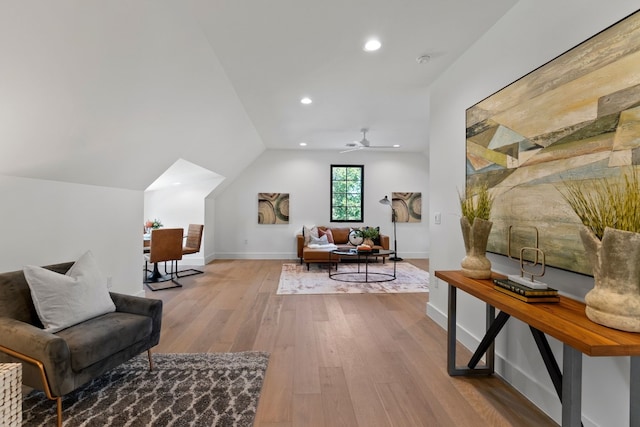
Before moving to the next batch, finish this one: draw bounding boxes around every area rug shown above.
[277,262,429,294]
[22,352,270,427]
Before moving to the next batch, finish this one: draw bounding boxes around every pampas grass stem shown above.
[459,184,493,223]
[561,168,640,240]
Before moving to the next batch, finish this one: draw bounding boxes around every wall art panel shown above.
[392,192,421,223]
[465,10,640,275]
[258,193,289,224]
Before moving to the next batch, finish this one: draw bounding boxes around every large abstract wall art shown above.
[258,193,289,224]
[465,10,640,275]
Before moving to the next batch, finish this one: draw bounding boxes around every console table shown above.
[435,270,640,427]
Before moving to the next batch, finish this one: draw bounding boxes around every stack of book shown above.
[493,278,560,303]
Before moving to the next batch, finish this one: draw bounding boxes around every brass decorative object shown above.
[506,225,549,289]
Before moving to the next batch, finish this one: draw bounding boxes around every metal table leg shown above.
[448,284,496,376]
[562,344,582,427]
[631,356,640,427]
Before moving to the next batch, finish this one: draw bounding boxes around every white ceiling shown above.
[193,0,518,152]
[0,1,517,190]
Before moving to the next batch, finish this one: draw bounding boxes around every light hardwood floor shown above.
[148,259,557,427]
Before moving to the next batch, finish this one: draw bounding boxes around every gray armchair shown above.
[0,262,162,427]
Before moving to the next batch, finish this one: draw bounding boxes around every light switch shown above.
[435,212,441,225]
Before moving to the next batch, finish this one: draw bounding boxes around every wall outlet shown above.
[106,276,113,289]
[434,212,441,225]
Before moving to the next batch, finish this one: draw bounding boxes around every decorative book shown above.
[494,285,560,303]
[493,278,558,296]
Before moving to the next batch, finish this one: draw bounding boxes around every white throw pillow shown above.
[24,250,116,333]
[309,234,329,245]
[303,225,319,246]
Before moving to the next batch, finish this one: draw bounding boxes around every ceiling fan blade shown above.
[367,145,398,149]
[340,146,363,153]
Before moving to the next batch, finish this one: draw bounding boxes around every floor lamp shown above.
[379,195,403,261]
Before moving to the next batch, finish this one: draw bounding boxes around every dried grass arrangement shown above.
[458,184,494,279]
[459,184,493,223]
[561,168,640,240]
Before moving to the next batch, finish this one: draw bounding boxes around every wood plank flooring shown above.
[148,259,557,427]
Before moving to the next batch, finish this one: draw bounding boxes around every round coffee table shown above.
[329,249,396,283]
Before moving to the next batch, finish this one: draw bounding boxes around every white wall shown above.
[0,175,144,296]
[144,176,223,265]
[428,2,639,426]
[212,149,430,259]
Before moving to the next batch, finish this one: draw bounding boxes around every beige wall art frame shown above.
[258,193,289,224]
[392,192,421,223]
[465,9,640,276]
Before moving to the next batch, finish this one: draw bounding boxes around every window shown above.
[330,165,364,222]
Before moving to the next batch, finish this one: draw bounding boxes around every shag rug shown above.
[22,352,270,427]
[277,262,429,294]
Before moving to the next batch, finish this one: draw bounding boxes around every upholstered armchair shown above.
[0,262,163,427]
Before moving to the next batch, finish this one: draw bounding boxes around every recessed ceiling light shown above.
[364,39,381,52]
[299,142,307,147]
[393,144,400,148]
[173,182,181,185]
[416,54,431,64]
[300,97,312,105]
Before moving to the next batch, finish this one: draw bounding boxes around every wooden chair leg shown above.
[148,349,154,371]
[56,397,62,427]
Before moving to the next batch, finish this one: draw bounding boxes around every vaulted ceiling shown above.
[0,1,517,191]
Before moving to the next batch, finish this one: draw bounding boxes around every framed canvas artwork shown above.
[258,193,289,224]
[465,10,640,275]
[392,192,421,223]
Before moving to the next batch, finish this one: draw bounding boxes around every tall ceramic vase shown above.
[460,217,493,279]
[580,226,640,332]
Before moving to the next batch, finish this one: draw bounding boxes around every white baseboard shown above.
[214,252,297,260]
[209,252,430,261]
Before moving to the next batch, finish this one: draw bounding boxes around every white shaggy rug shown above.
[277,262,429,294]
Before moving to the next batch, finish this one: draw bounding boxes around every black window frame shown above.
[330,164,364,223]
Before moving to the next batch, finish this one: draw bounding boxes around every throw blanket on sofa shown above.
[307,243,338,250]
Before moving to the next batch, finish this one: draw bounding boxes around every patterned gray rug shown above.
[22,352,270,426]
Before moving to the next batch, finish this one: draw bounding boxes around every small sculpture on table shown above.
[507,225,549,289]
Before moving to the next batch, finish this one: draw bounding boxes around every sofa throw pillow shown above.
[372,226,381,246]
[303,225,319,246]
[24,250,116,333]
[309,234,329,245]
[319,228,334,244]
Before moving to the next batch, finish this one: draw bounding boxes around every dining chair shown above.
[144,228,184,290]
[177,224,204,277]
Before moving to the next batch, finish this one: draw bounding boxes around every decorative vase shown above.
[460,217,493,279]
[580,226,640,332]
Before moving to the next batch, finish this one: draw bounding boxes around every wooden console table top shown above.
[435,270,640,357]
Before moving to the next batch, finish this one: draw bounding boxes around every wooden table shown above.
[435,270,640,427]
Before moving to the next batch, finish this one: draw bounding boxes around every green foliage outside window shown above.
[331,165,364,222]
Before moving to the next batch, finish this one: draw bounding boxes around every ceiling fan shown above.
[340,128,398,153]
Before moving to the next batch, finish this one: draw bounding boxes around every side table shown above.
[0,363,22,427]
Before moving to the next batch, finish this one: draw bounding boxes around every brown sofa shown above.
[296,226,389,269]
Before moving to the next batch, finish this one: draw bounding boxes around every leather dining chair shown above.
[177,224,204,277]
[144,228,184,290]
